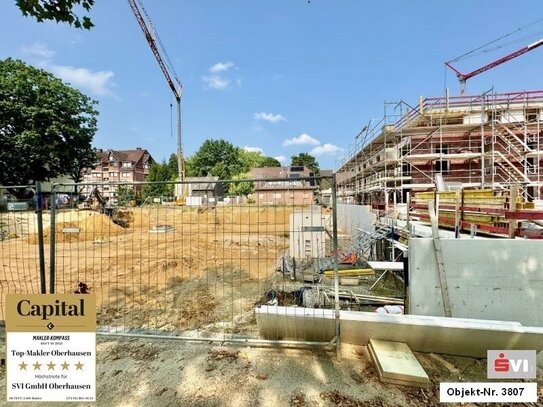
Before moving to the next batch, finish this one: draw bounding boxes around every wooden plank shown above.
[508,187,518,238]
[505,210,543,220]
[367,261,404,272]
[368,339,430,388]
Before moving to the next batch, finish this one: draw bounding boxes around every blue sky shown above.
[1,1,543,170]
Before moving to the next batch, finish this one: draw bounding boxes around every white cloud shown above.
[202,75,230,90]
[51,65,116,97]
[203,61,239,90]
[243,146,263,154]
[20,42,116,98]
[209,61,234,73]
[274,155,287,164]
[282,133,320,147]
[310,143,344,156]
[21,42,55,59]
[254,112,286,123]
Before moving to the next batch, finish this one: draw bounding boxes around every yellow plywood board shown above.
[368,339,430,387]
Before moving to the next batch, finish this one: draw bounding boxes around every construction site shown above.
[1,1,543,406]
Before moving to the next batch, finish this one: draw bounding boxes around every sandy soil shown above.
[0,335,541,407]
[0,206,294,333]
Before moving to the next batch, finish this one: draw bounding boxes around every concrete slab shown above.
[254,306,335,342]
[368,339,430,388]
[256,306,543,358]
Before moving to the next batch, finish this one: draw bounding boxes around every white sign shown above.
[6,294,96,402]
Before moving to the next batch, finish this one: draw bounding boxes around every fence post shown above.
[49,186,57,294]
[35,182,46,294]
[331,174,341,361]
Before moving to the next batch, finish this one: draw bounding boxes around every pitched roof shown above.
[185,176,220,191]
[96,148,154,165]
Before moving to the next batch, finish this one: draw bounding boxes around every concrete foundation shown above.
[256,306,543,358]
[408,238,543,326]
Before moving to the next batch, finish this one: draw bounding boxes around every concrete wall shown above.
[336,204,376,235]
[408,238,543,326]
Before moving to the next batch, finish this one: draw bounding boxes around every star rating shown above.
[16,360,85,371]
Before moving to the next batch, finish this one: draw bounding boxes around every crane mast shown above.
[127,0,185,184]
[446,38,543,95]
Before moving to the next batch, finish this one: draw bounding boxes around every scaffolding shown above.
[336,90,543,208]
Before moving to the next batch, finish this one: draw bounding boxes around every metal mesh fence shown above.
[0,185,42,320]
[47,177,339,343]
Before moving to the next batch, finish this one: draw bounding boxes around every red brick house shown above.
[247,166,317,205]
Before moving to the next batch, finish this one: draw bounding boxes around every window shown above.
[121,172,131,178]
[402,163,411,176]
[527,109,538,122]
[435,160,449,174]
[122,162,132,168]
[143,163,150,169]
[109,172,119,177]
[435,144,449,154]
[273,193,282,199]
[435,144,449,174]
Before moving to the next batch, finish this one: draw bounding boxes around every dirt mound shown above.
[28,213,125,244]
[116,208,151,229]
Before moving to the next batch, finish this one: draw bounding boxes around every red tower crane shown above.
[446,38,543,95]
[127,0,185,184]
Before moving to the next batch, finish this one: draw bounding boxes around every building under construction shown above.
[337,90,543,210]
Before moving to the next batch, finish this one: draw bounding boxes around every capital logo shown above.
[487,350,536,379]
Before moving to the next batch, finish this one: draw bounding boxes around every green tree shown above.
[259,156,281,167]
[167,153,179,178]
[116,185,136,206]
[228,174,254,197]
[189,139,244,180]
[239,150,264,172]
[239,150,281,171]
[0,58,98,197]
[142,162,175,198]
[16,0,95,29]
[290,153,320,177]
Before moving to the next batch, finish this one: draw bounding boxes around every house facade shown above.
[247,166,317,205]
[82,148,154,203]
[184,176,223,205]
